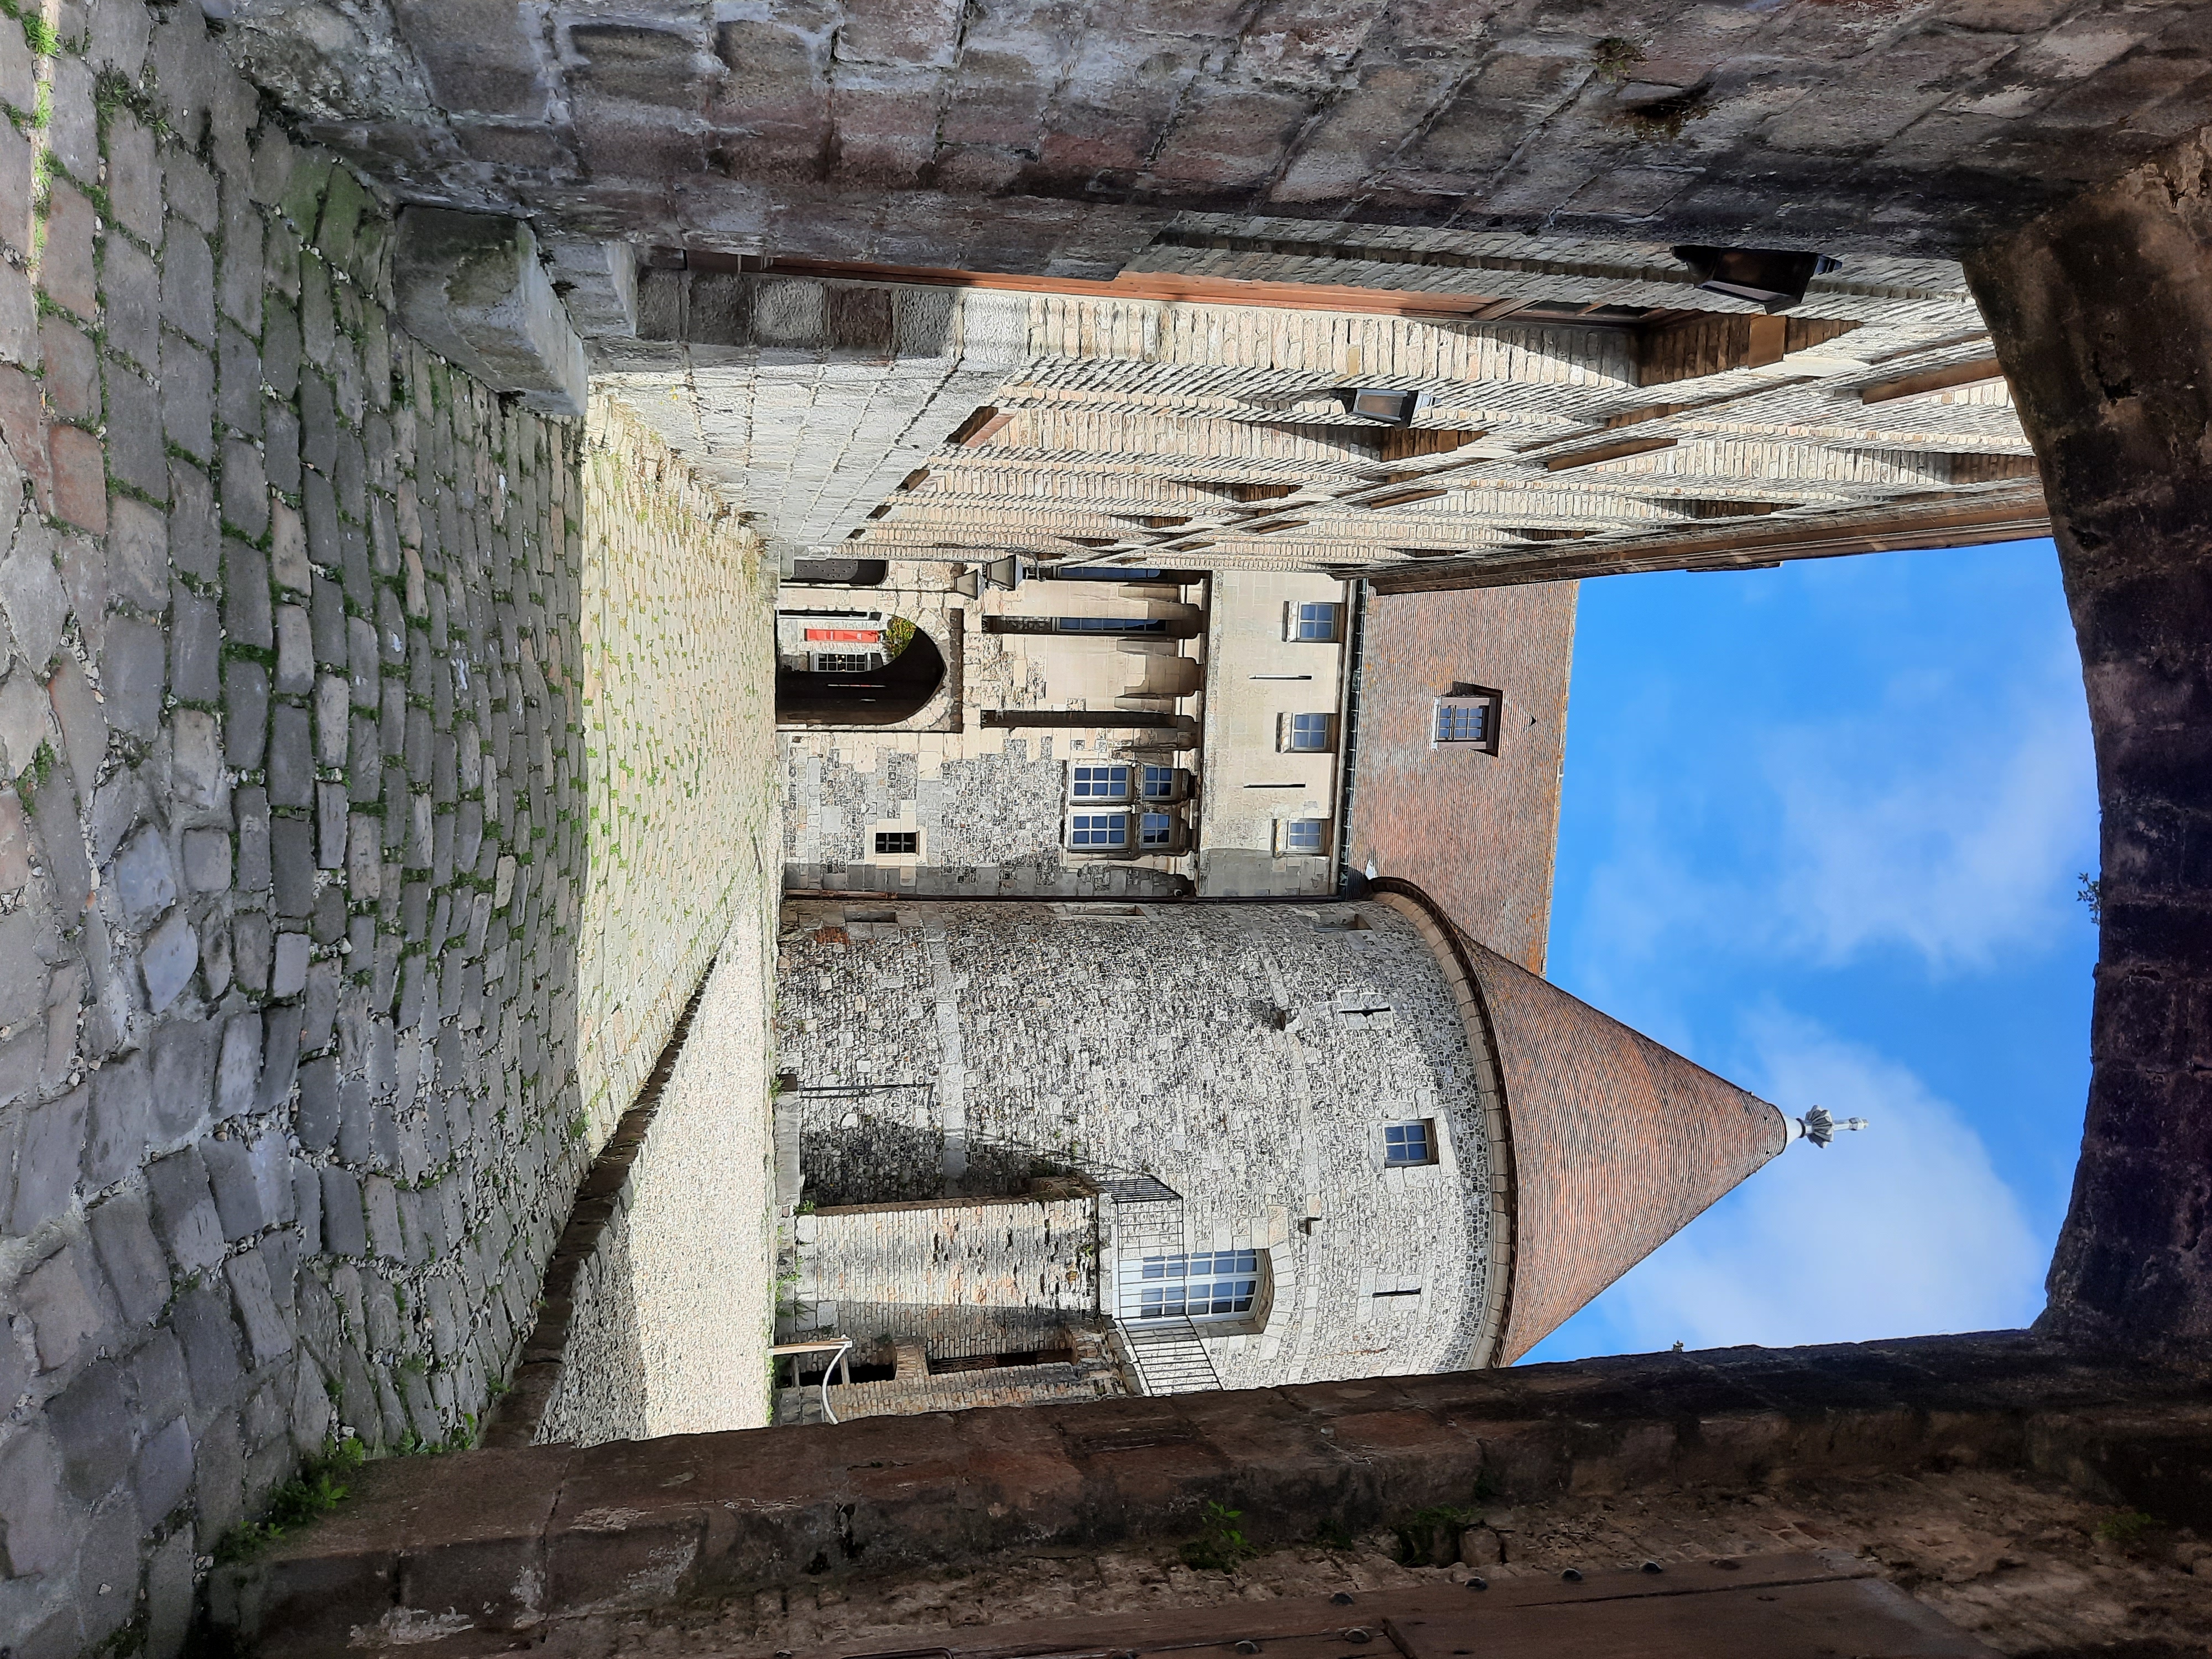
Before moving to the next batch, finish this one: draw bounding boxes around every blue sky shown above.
[1520,540,2099,1362]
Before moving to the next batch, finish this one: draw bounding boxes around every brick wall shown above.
[1348,583,1577,972]
[0,4,774,1650]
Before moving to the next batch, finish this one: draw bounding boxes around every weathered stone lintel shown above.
[394,208,589,416]
[208,1333,2212,1657]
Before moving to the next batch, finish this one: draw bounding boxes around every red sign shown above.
[804,629,881,642]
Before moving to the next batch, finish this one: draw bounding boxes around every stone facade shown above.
[775,896,1503,1391]
[0,6,779,1649]
[607,259,2044,593]
[780,560,1203,900]
[221,0,2212,265]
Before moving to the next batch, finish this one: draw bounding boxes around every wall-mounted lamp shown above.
[1339,387,1426,424]
[951,555,1024,597]
[1671,246,1841,314]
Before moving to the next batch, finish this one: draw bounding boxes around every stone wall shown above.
[775,896,1499,1391]
[575,399,774,1144]
[0,6,776,1651]
[1966,134,2212,1356]
[799,1193,1099,1363]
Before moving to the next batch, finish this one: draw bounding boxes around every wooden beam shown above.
[1542,435,1679,471]
[1859,357,2006,404]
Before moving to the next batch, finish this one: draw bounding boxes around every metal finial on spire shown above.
[1786,1104,1869,1149]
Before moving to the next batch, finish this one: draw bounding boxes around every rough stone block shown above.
[0,118,32,261]
[160,332,215,462]
[163,225,217,346]
[39,314,97,421]
[0,661,53,777]
[106,113,161,246]
[220,182,266,337]
[170,585,222,703]
[268,703,313,807]
[169,461,217,580]
[227,1248,293,1364]
[86,1190,171,1325]
[39,184,98,321]
[225,658,269,772]
[48,1356,131,1500]
[171,708,226,821]
[271,817,315,917]
[296,1055,338,1150]
[170,1282,246,1410]
[100,615,165,739]
[275,604,314,695]
[49,653,105,797]
[141,907,200,1013]
[111,825,178,928]
[0,1428,70,1575]
[394,209,587,415]
[320,1165,367,1255]
[83,1055,153,1190]
[145,1146,227,1274]
[20,1237,114,1370]
[133,1415,194,1526]
[184,826,234,893]
[216,1012,262,1121]
[220,322,263,438]
[49,422,107,533]
[107,495,166,614]
[222,438,270,542]
[272,930,310,999]
[6,1083,87,1233]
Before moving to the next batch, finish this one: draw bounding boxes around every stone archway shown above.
[775,621,947,727]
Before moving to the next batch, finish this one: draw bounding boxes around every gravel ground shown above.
[539,905,779,1445]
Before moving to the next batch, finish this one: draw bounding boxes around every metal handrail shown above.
[770,1338,854,1423]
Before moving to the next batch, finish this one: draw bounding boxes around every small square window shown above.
[1293,602,1341,643]
[1070,812,1129,848]
[1140,764,1177,800]
[1071,763,1131,800]
[812,651,873,673]
[1139,812,1174,848]
[873,831,918,855]
[1384,1121,1434,1166]
[1283,818,1327,854]
[1433,686,1503,754]
[1287,713,1331,752]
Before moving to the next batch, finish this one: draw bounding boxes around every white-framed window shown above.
[1433,685,1503,754]
[1135,1250,1260,1320]
[1384,1120,1437,1166]
[1291,602,1342,643]
[1139,764,1178,800]
[811,651,875,673]
[1281,818,1328,855]
[1285,713,1332,752]
[1068,811,1129,849]
[1071,763,1132,801]
[1138,811,1175,848]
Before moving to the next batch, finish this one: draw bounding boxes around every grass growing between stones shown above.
[210,1437,365,1563]
[1182,1501,1260,1572]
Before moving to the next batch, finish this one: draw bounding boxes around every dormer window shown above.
[1433,684,1503,754]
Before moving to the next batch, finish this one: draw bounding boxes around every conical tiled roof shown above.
[1457,932,1788,1363]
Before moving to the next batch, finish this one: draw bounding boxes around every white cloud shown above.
[1532,1014,2047,1357]
[1760,640,2096,973]
[1569,634,2095,983]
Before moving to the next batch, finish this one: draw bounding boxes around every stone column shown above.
[1965,138,2212,1352]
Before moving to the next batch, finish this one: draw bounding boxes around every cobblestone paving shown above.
[0,4,779,1649]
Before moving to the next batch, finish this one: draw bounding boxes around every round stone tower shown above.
[773,881,1788,1399]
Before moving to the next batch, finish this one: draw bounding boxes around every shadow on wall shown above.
[777,625,946,726]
